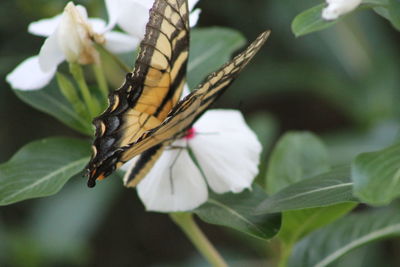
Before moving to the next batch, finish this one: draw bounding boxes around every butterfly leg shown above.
[166,141,189,195]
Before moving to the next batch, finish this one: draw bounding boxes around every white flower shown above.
[105,0,201,39]
[6,1,138,91]
[322,0,362,20]
[131,109,262,212]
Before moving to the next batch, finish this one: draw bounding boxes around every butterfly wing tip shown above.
[86,169,103,188]
[261,30,271,39]
[87,179,96,188]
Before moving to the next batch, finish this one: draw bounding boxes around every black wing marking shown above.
[118,31,271,163]
[86,0,190,187]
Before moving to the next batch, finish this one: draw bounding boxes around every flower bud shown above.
[57,2,104,64]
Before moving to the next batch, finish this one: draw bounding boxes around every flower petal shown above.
[88,18,107,33]
[38,28,65,72]
[75,4,89,20]
[189,0,200,11]
[137,143,208,212]
[104,0,123,32]
[6,56,56,90]
[28,14,62,37]
[189,8,201,27]
[116,0,153,38]
[182,83,191,97]
[103,31,139,53]
[115,0,200,38]
[57,3,100,65]
[322,0,362,20]
[189,110,262,194]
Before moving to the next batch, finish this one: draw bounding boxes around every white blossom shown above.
[6,1,137,91]
[322,0,362,20]
[129,110,262,212]
[7,0,203,91]
[105,0,201,39]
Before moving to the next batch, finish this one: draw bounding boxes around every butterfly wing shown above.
[123,30,271,187]
[86,0,190,187]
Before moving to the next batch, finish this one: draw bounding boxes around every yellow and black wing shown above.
[86,0,190,187]
[122,31,271,187]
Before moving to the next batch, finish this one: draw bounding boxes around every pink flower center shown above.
[184,127,196,140]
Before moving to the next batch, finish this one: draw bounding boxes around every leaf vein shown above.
[0,158,87,204]
[206,199,265,236]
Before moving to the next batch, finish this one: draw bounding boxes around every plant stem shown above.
[69,63,99,118]
[278,241,293,267]
[56,72,91,122]
[170,213,228,267]
[92,62,109,105]
[96,44,131,73]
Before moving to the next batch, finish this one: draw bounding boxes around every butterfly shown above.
[86,0,270,188]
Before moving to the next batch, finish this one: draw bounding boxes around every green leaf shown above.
[279,203,356,244]
[291,4,336,37]
[256,166,356,214]
[352,142,400,205]
[194,186,281,240]
[188,27,246,89]
[388,0,400,30]
[248,112,279,155]
[289,208,400,267]
[0,137,91,205]
[363,0,388,5]
[248,113,279,186]
[291,1,386,37]
[278,203,356,266]
[279,203,356,245]
[266,131,330,194]
[371,0,400,30]
[264,132,355,264]
[28,176,121,262]
[13,81,92,135]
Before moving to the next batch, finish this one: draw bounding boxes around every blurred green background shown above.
[1,0,400,266]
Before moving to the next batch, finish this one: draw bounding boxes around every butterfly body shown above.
[86,0,270,188]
